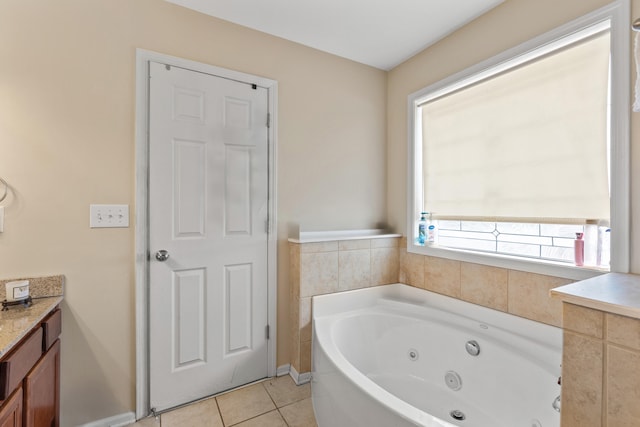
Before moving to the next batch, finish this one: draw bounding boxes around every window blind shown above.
[421,31,610,223]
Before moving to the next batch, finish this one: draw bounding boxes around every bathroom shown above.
[1,0,640,425]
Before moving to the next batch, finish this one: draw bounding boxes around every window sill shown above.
[408,243,607,281]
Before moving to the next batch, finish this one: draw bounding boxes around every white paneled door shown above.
[148,61,270,412]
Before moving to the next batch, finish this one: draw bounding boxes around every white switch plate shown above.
[90,204,129,228]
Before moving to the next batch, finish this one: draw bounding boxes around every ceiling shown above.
[165,0,505,70]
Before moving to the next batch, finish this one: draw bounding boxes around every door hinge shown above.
[266,113,271,128]
[266,325,270,340]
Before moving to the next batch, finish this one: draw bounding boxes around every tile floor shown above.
[129,376,317,427]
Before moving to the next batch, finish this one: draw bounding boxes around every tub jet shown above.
[450,409,466,421]
[407,349,419,361]
[465,340,480,356]
[444,371,462,391]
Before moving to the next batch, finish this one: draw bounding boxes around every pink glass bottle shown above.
[574,232,584,266]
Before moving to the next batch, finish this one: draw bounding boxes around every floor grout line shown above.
[225,409,281,427]
[142,377,315,427]
[277,408,291,427]
[262,380,279,408]
[213,395,224,426]
[263,378,292,426]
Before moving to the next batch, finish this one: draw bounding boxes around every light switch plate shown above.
[90,204,129,228]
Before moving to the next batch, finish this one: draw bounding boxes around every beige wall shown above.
[0,0,386,425]
[3,0,640,424]
[387,0,640,273]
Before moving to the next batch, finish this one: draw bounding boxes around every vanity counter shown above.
[0,275,64,356]
[0,296,63,357]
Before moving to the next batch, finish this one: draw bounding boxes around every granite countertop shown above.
[0,275,64,357]
[550,272,640,319]
[0,296,63,357]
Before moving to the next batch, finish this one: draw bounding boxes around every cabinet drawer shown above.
[41,309,61,351]
[0,328,43,401]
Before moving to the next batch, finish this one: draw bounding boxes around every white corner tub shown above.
[311,284,562,427]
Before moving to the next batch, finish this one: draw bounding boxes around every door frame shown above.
[134,49,278,419]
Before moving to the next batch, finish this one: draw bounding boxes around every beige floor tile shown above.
[161,397,223,427]
[263,375,311,408]
[217,383,276,426]
[126,416,160,427]
[279,398,318,427]
[231,410,288,427]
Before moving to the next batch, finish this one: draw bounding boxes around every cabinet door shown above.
[24,340,59,427]
[0,386,22,427]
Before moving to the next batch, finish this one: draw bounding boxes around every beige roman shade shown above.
[421,31,611,223]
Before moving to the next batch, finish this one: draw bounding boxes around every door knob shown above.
[155,250,170,262]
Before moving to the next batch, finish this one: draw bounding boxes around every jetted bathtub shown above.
[311,284,562,427]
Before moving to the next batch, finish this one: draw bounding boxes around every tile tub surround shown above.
[399,240,572,327]
[128,375,315,427]
[290,232,572,378]
[288,232,401,376]
[552,274,640,427]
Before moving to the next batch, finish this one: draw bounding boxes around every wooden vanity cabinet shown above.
[0,387,23,427]
[0,307,61,427]
[24,339,59,427]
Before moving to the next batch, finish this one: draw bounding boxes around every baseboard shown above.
[80,368,294,426]
[276,364,291,377]
[289,365,311,385]
[78,412,136,427]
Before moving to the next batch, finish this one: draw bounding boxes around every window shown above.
[408,3,629,279]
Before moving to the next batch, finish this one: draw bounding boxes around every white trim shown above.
[134,49,279,419]
[288,229,401,243]
[289,365,312,385]
[78,412,136,427]
[406,0,630,280]
[276,364,291,377]
[607,0,631,273]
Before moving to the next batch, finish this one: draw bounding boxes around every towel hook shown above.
[0,177,8,203]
